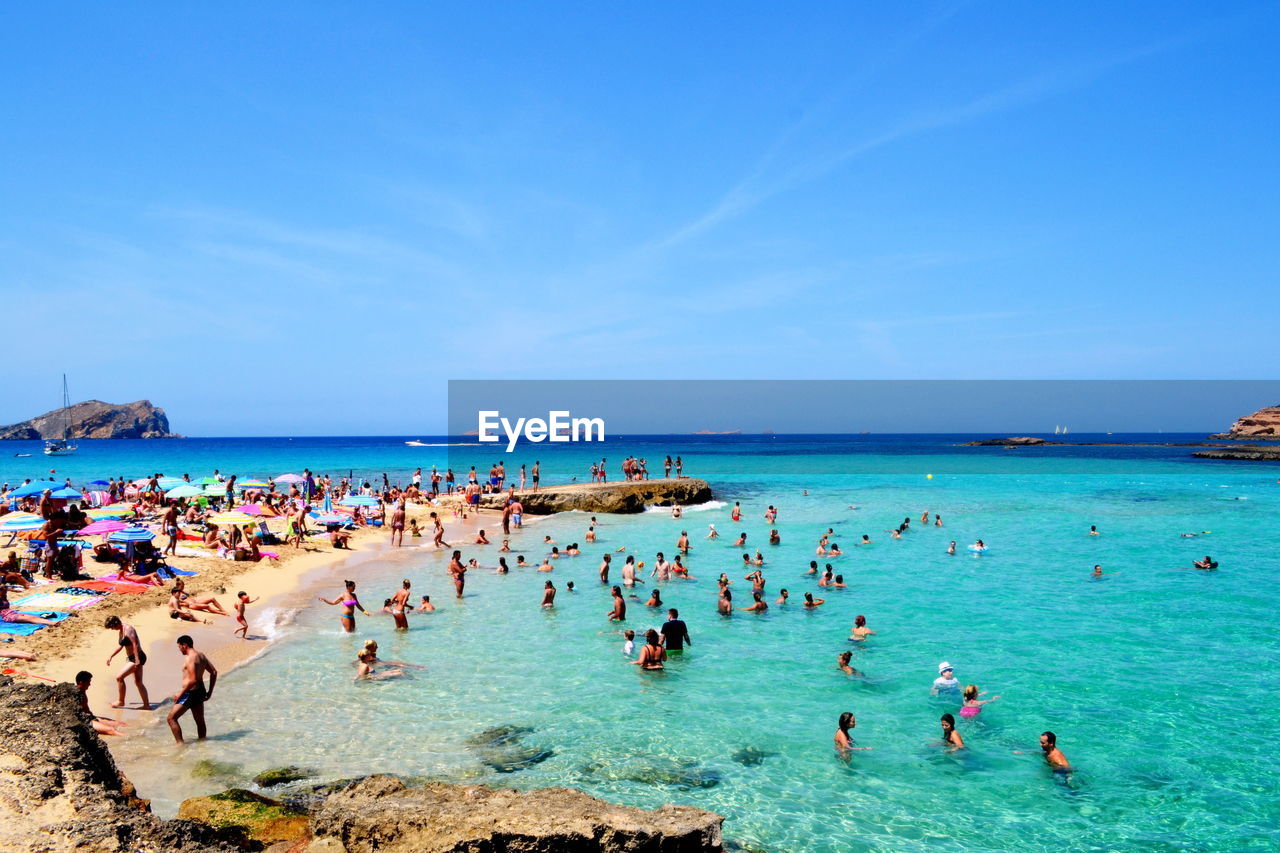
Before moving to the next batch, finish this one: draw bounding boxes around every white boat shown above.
[43,375,78,456]
[405,440,428,447]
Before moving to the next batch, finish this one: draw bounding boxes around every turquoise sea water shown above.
[34,436,1279,852]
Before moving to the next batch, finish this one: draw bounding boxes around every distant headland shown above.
[0,400,178,440]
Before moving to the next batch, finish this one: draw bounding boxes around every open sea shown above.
[10,435,1278,852]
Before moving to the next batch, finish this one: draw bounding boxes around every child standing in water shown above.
[233,591,259,639]
[960,684,1000,718]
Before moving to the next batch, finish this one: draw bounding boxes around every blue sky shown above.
[1,2,1276,435]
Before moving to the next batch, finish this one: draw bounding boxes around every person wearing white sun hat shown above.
[932,661,960,695]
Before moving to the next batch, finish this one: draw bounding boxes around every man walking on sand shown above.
[168,635,217,744]
[390,500,406,547]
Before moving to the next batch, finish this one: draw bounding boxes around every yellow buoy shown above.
[926,474,933,480]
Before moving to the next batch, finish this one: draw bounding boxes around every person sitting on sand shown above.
[166,590,210,624]
[171,580,228,616]
[75,672,127,736]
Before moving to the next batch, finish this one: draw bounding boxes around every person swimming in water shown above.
[947,541,956,555]
[939,713,964,749]
[833,711,870,753]
[541,580,556,607]
[606,586,626,621]
[803,592,825,608]
[740,591,768,612]
[645,588,663,608]
[960,684,999,717]
[837,651,861,675]
[631,628,666,670]
[849,614,875,641]
[1038,731,1070,769]
[776,588,789,605]
[1193,555,1219,570]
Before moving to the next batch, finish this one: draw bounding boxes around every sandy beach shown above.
[12,496,498,732]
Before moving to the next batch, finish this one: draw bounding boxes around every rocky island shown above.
[1208,405,1280,440]
[479,478,713,514]
[0,677,724,852]
[0,399,177,440]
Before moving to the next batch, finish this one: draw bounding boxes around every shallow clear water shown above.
[103,437,1280,852]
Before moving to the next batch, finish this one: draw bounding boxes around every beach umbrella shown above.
[237,479,271,490]
[233,504,267,516]
[203,484,227,496]
[0,515,44,532]
[109,527,155,543]
[50,487,83,500]
[208,511,256,527]
[78,519,127,536]
[10,482,55,498]
[340,495,379,507]
[131,478,151,487]
[198,477,218,485]
[88,480,110,487]
[274,473,305,484]
[87,505,131,519]
[312,513,347,525]
[157,477,187,490]
[165,484,202,499]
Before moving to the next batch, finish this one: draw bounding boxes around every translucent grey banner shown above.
[443,380,1280,477]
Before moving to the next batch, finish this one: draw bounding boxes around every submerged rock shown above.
[192,758,244,781]
[308,775,723,852]
[465,725,554,773]
[254,765,314,787]
[730,747,775,767]
[178,788,310,848]
[583,756,722,790]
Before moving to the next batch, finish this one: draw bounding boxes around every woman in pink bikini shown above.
[959,684,1000,718]
[319,579,368,633]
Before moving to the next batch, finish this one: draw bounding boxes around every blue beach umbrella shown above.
[88,480,110,487]
[340,495,379,507]
[50,487,83,500]
[157,477,187,490]
[10,482,55,498]
[109,527,155,543]
[0,515,44,532]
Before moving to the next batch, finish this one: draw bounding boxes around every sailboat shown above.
[43,374,78,456]
[1054,425,1061,435]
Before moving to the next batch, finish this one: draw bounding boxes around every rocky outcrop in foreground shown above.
[0,399,177,440]
[480,478,713,514]
[0,676,233,853]
[306,775,722,853]
[0,678,724,853]
[1192,445,1280,461]
[1209,405,1280,440]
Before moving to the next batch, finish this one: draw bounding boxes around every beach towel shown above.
[0,611,72,635]
[156,565,198,578]
[9,591,105,611]
[66,580,151,595]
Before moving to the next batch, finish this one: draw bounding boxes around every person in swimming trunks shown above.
[939,713,965,750]
[607,586,626,621]
[740,591,768,612]
[103,615,151,709]
[389,579,411,630]
[776,588,789,605]
[1036,731,1070,769]
[960,684,999,718]
[319,580,367,633]
[168,634,217,744]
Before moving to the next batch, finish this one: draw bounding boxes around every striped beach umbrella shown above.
[109,527,155,542]
[203,484,227,496]
[274,473,305,484]
[208,511,256,527]
[237,480,271,490]
[0,514,45,532]
[312,513,347,525]
[165,484,202,499]
[157,477,187,490]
